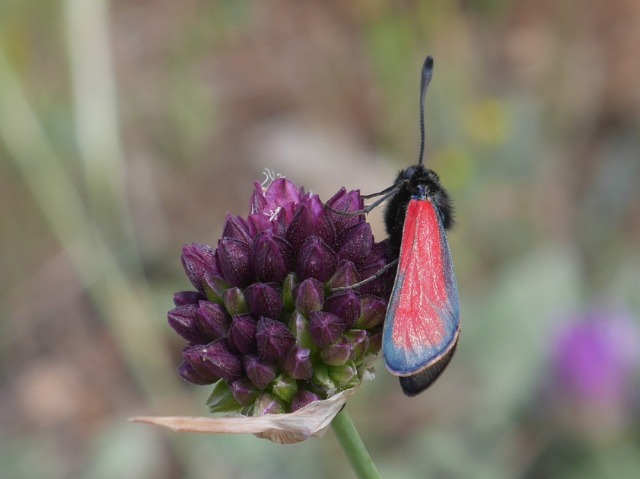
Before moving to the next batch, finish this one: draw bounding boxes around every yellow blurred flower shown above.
[464,99,510,146]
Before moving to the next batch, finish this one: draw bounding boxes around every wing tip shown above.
[398,336,459,396]
[384,325,460,375]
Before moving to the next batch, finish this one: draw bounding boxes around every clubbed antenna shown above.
[418,56,434,166]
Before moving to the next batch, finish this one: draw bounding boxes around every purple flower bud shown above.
[294,278,325,317]
[168,304,205,343]
[253,392,285,415]
[228,314,258,354]
[250,183,296,233]
[286,202,314,251]
[282,346,313,380]
[304,194,336,246]
[177,360,211,385]
[269,208,289,237]
[216,238,253,287]
[309,311,347,347]
[320,336,353,366]
[286,196,335,251]
[244,355,277,389]
[256,317,295,361]
[271,374,298,403]
[223,287,249,316]
[182,344,219,381]
[369,241,395,285]
[326,260,360,290]
[336,222,373,266]
[181,243,219,293]
[202,273,230,304]
[355,295,387,329]
[247,212,272,235]
[222,214,252,243]
[346,329,369,359]
[264,178,302,214]
[253,231,293,283]
[202,339,243,382]
[290,390,320,412]
[324,291,361,329]
[296,237,337,283]
[289,311,314,350]
[367,328,383,354]
[196,301,232,341]
[356,259,387,296]
[325,188,364,232]
[230,378,259,406]
[244,283,284,320]
[173,290,204,306]
[250,182,267,214]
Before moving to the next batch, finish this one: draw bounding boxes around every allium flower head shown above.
[168,177,393,416]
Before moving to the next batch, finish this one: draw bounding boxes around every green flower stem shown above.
[331,408,382,479]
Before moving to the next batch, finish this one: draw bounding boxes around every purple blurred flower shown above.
[168,176,392,414]
[552,309,640,404]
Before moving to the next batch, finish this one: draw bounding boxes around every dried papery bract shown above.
[130,388,356,444]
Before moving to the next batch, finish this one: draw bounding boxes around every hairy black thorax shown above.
[383,163,454,257]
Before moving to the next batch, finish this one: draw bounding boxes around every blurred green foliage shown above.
[1,1,639,478]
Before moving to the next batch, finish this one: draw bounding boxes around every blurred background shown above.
[1,1,639,478]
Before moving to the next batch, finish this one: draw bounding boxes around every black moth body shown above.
[379,55,460,397]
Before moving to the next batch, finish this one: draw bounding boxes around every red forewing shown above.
[382,198,460,376]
